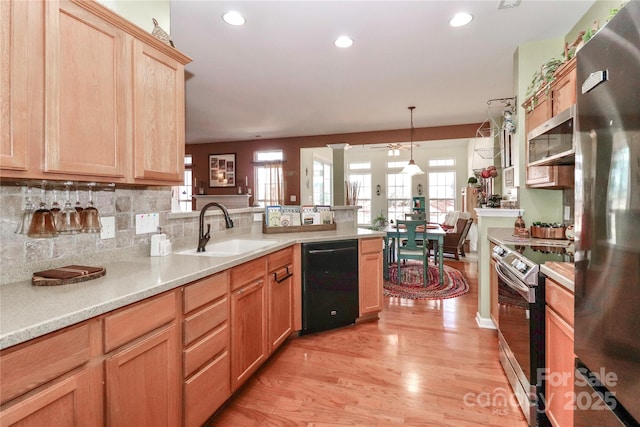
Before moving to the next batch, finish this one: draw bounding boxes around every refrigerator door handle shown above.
[582,70,608,94]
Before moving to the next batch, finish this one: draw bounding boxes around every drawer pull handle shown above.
[274,266,292,283]
[238,280,263,294]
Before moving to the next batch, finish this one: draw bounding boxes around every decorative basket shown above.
[151,18,174,47]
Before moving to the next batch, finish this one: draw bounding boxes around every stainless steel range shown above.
[492,243,573,426]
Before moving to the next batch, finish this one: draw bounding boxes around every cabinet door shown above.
[0,0,31,172]
[551,60,576,116]
[269,265,293,352]
[43,0,127,179]
[526,165,574,188]
[132,41,185,183]
[105,324,180,427]
[0,365,103,427]
[231,279,266,390]
[184,350,230,427]
[359,238,383,315]
[545,306,574,427]
[525,94,551,136]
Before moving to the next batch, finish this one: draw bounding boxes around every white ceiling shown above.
[170,1,595,144]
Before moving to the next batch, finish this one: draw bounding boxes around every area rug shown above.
[384,261,469,300]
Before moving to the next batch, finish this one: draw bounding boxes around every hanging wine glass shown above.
[28,181,58,238]
[50,187,62,229]
[58,181,82,234]
[81,182,101,233]
[74,185,84,212]
[15,186,35,234]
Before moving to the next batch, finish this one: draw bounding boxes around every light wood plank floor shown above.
[208,260,528,426]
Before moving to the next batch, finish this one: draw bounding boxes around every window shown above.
[387,160,411,222]
[428,171,456,223]
[254,150,284,207]
[176,155,193,212]
[348,162,371,225]
[429,158,455,167]
[312,159,332,205]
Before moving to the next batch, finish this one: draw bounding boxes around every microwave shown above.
[527,104,575,166]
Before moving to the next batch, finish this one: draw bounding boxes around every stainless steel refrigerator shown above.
[575,1,640,425]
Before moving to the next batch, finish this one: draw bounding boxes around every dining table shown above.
[382,223,446,285]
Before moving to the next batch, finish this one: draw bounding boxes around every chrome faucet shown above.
[197,202,234,252]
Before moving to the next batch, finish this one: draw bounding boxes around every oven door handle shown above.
[495,262,531,300]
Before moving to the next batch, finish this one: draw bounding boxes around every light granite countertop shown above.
[0,228,383,350]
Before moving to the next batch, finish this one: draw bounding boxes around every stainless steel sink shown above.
[176,239,279,257]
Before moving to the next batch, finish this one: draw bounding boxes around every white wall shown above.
[301,139,471,225]
[96,0,170,33]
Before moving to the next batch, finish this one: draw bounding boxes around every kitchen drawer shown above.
[231,257,266,291]
[0,323,90,404]
[267,247,293,271]
[360,238,382,255]
[104,291,176,353]
[184,350,230,427]
[183,296,228,346]
[183,323,229,378]
[183,271,229,314]
[546,278,574,327]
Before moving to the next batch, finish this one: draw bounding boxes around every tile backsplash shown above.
[0,183,358,285]
[0,184,254,285]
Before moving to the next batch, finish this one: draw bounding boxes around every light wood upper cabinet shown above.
[43,0,128,179]
[551,59,577,117]
[359,238,383,316]
[133,41,185,183]
[0,0,191,184]
[0,0,37,172]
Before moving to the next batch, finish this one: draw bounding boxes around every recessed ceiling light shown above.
[449,12,473,27]
[334,36,354,48]
[222,11,245,26]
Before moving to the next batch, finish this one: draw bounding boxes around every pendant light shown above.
[401,106,425,176]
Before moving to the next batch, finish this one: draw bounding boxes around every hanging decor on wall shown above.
[209,154,236,187]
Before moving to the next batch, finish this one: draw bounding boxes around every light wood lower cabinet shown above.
[0,321,102,427]
[231,257,268,390]
[359,238,383,315]
[0,364,103,427]
[105,325,180,427]
[103,291,180,427]
[267,248,294,352]
[545,277,574,427]
[182,271,231,427]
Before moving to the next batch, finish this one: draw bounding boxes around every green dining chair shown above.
[394,220,428,286]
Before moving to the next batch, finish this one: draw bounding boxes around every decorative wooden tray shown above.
[262,222,336,234]
[32,265,106,286]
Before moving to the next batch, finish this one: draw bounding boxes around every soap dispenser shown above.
[150,227,167,256]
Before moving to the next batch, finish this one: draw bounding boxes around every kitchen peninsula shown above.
[0,205,384,426]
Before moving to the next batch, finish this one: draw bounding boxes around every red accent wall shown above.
[186,123,480,203]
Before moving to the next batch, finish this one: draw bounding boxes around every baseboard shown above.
[476,312,497,329]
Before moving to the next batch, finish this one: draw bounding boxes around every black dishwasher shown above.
[301,239,359,335]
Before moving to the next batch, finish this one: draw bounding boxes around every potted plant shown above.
[371,211,388,231]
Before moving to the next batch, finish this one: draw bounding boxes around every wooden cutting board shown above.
[32,265,106,286]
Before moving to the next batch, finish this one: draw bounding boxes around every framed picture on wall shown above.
[209,154,236,187]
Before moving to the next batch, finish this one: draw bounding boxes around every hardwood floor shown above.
[208,260,527,426]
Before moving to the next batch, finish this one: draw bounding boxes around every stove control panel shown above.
[492,245,507,258]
